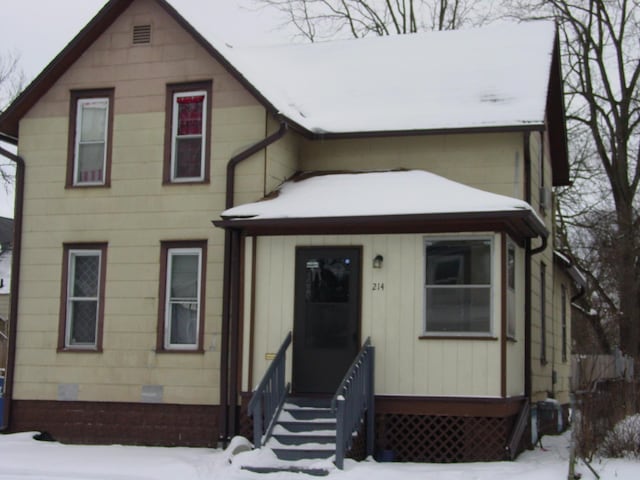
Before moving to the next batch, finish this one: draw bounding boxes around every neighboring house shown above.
[0,217,13,372]
[0,0,580,464]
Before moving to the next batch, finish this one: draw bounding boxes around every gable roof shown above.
[0,0,569,184]
[215,170,548,242]
[221,22,556,135]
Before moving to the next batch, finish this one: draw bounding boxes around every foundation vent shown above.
[132,24,152,45]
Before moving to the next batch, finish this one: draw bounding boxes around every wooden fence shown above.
[571,350,634,390]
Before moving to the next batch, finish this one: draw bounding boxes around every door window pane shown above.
[304,257,351,303]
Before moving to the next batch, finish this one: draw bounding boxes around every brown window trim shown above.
[58,243,108,352]
[66,88,114,189]
[163,80,213,185]
[157,240,207,353]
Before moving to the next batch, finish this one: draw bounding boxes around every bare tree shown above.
[252,0,498,41]
[0,50,24,112]
[0,49,24,186]
[506,0,640,359]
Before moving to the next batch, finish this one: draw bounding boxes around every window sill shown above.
[507,336,517,343]
[162,179,210,186]
[419,335,498,341]
[65,183,110,189]
[57,347,102,353]
[156,348,205,354]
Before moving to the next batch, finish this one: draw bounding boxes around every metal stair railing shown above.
[331,337,375,469]
[247,331,292,448]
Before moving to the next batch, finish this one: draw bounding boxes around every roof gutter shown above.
[0,145,24,432]
[225,120,288,210]
[219,119,288,446]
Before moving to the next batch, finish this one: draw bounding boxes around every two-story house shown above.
[0,0,579,464]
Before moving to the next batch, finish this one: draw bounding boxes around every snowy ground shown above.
[1,430,639,480]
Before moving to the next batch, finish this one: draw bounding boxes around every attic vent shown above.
[132,24,152,44]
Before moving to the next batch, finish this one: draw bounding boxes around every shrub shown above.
[598,414,640,459]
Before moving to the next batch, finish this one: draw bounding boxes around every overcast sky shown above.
[0,0,296,218]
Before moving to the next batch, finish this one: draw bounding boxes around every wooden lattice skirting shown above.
[375,413,514,462]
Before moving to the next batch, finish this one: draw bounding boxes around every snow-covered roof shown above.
[554,250,587,289]
[222,170,538,220]
[185,17,556,134]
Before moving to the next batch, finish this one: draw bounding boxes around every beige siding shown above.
[13,0,269,405]
[551,265,572,404]
[265,123,301,195]
[245,233,505,398]
[528,130,558,402]
[300,132,525,199]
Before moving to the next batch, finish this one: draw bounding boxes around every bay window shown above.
[424,237,493,336]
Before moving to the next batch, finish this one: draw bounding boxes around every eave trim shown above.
[214,210,548,244]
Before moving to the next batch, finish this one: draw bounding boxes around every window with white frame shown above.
[169,89,208,182]
[163,246,203,349]
[69,90,113,186]
[63,247,104,348]
[506,240,516,339]
[424,238,493,335]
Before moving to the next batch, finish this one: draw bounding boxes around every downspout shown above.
[218,119,288,446]
[0,145,24,432]
[523,132,532,403]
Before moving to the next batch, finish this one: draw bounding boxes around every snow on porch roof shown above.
[205,20,556,134]
[221,170,540,222]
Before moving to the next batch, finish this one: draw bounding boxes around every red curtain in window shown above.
[177,96,204,135]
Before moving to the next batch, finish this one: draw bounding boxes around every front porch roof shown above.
[214,170,548,243]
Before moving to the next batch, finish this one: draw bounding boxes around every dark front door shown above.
[293,247,361,394]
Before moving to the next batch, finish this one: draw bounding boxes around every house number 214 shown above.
[372,282,385,291]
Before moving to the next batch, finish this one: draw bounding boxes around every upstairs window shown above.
[424,238,493,336]
[164,81,212,184]
[67,89,114,187]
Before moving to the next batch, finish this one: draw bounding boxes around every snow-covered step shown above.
[273,433,336,445]
[266,395,339,462]
[277,420,336,433]
[272,424,336,436]
[284,408,335,421]
[272,448,335,461]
